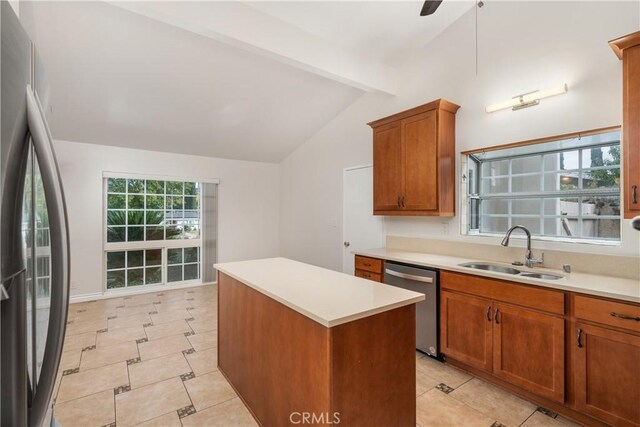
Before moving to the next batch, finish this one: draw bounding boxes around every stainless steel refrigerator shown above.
[1,3,70,426]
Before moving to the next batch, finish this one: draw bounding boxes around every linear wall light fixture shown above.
[485,83,568,113]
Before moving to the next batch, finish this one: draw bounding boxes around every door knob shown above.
[343,241,350,247]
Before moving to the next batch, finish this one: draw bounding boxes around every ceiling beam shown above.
[106,1,398,95]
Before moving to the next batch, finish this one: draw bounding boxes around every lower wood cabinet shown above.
[441,271,640,425]
[440,290,492,372]
[493,302,565,403]
[573,323,640,427]
[440,288,564,403]
[354,255,383,283]
[573,322,640,426]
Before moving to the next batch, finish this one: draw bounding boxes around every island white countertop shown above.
[354,248,640,304]
[214,257,425,328]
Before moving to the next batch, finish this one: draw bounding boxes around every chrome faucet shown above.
[501,225,544,268]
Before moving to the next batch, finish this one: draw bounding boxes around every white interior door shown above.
[343,166,384,274]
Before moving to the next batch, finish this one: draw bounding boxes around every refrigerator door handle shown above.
[25,84,70,427]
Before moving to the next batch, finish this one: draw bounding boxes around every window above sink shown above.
[462,127,621,244]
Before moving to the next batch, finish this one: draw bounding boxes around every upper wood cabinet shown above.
[368,99,460,216]
[610,31,640,219]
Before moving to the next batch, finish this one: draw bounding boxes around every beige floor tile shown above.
[416,357,473,388]
[521,411,582,427]
[69,308,115,323]
[124,294,160,307]
[416,367,440,397]
[144,319,192,340]
[186,348,218,376]
[115,377,192,426]
[57,362,128,403]
[96,325,146,347]
[187,330,217,352]
[183,371,236,411]
[416,389,495,427]
[80,340,139,370]
[65,318,108,336]
[108,313,153,330]
[62,331,96,353]
[129,353,192,389]
[133,411,182,427]
[181,398,257,427]
[54,389,115,427]
[188,297,216,309]
[91,298,125,310]
[117,304,157,317]
[156,300,192,312]
[138,333,192,361]
[150,309,191,325]
[187,307,216,319]
[451,378,537,427]
[188,318,217,334]
[59,350,82,372]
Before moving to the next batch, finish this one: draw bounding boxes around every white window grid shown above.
[103,176,203,292]
[468,142,621,241]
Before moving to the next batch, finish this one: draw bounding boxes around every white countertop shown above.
[214,257,425,328]
[354,248,640,304]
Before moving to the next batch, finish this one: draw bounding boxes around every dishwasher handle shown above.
[385,268,434,284]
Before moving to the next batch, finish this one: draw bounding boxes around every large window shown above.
[465,129,621,242]
[104,176,206,290]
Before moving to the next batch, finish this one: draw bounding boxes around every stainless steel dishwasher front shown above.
[384,261,439,358]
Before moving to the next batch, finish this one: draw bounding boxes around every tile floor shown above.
[53,284,582,427]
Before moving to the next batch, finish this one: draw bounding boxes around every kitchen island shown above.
[214,257,424,427]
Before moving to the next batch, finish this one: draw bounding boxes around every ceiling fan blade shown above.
[420,0,443,16]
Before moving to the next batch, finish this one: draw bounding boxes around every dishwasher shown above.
[384,261,439,359]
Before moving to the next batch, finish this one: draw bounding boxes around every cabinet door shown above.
[402,111,438,211]
[574,322,640,426]
[624,45,640,217]
[493,303,565,403]
[440,291,493,372]
[373,122,403,212]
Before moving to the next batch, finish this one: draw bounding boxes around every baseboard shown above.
[69,281,217,304]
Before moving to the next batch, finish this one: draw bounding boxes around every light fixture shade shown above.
[486,83,568,113]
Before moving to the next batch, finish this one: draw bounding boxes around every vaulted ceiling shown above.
[19,1,474,162]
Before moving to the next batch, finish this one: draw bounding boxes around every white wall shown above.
[280,1,640,272]
[54,140,280,297]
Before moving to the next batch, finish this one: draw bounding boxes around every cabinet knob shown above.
[494,307,500,324]
[486,306,491,321]
[632,185,638,204]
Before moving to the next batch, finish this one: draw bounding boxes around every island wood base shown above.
[217,272,416,427]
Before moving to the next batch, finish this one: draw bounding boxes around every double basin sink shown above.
[459,262,564,280]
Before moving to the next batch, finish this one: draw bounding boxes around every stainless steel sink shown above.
[458,262,564,280]
[458,262,521,275]
[518,272,564,280]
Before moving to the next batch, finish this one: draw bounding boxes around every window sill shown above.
[466,231,621,247]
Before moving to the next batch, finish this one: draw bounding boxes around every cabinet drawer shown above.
[441,271,565,315]
[355,269,382,283]
[355,256,383,274]
[574,294,640,333]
